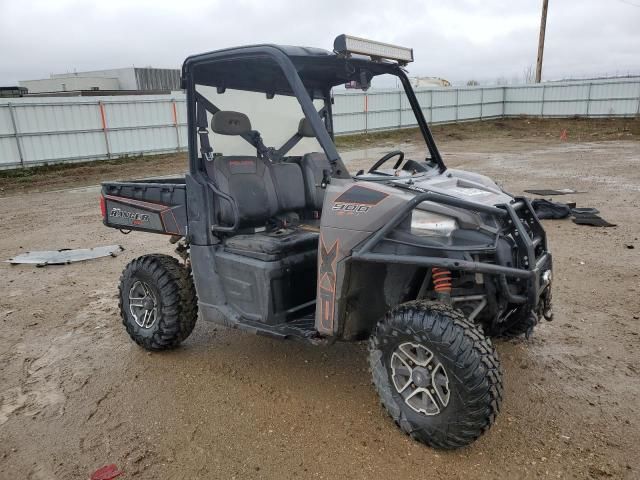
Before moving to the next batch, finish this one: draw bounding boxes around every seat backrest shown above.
[297,152,331,211]
[270,162,306,212]
[207,156,279,227]
[205,110,309,228]
[209,157,308,228]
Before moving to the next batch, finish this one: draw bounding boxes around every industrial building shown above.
[0,86,28,98]
[19,67,181,95]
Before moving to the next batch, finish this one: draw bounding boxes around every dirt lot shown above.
[1,119,639,479]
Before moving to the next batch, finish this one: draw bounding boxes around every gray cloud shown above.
[1,0,638,86]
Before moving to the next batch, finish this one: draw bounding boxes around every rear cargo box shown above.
[101,178,187,235]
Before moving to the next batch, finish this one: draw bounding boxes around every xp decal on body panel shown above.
[318,236,339,333]
[332,185,389,216]
[104,195,183,235]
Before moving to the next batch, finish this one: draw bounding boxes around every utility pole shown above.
[535,0,549,83]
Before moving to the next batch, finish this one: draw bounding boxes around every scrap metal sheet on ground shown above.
[8,245,124,266]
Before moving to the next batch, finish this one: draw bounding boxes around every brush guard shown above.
[351,192,553,320]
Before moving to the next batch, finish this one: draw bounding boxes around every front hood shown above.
[324,168,516,233]
[390,168,513,207]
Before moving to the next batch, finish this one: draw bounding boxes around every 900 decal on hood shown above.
[332,185,389,216]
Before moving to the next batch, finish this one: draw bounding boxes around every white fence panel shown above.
[588,82,639,116]
[542,84,588,116]
[22,131,107,163]
[430,89,457,123]
[504,86,542,116]
[0,137,20,167]
[480,88,504,119]
[456,89,479,120]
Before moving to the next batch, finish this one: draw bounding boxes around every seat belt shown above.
[248,131,274,161]
[273,106,327,159]
[196,101,214,162]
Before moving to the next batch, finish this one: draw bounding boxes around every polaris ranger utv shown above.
[101,35,553,449]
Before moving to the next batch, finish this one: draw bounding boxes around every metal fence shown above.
[1,78,639,169]
[334,78,640,134]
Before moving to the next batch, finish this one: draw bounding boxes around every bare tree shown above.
[466,79,479,86]
[523,64,535,84]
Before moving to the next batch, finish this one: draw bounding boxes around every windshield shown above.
[195,85,326,158]
[191,62,441,179]
[333,73,435,176]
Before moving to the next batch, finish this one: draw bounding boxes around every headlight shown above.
[411,210,457,237]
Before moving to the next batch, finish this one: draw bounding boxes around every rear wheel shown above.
[369,301,503,449]
[119,254,197,351]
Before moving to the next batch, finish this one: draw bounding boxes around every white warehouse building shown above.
[20,67,181,94]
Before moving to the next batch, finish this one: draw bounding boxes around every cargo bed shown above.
[101,177,187,236]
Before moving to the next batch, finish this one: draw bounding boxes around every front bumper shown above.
[501,197,553,317]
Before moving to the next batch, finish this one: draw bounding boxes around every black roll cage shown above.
[181,44,447,177]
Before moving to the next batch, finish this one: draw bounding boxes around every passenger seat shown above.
[297,152,331,211]
[291,117,332,212]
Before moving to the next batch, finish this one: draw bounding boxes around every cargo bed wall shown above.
[101,178,188,235]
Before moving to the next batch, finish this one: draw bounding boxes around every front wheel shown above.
[369,301,503,449]
[119,254,197,351]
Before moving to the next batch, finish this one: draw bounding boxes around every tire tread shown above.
[118,254,197,351]
[369,300,503,449]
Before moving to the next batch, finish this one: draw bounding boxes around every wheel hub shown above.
[411,367,430,388]
[128,280,158,329]
[390,342,450,416]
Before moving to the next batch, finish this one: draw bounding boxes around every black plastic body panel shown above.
[191,243,317,327]
[214,249,317,325]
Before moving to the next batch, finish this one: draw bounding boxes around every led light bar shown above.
[333,34,414,64]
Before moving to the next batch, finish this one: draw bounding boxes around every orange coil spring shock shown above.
[432,267,452,295]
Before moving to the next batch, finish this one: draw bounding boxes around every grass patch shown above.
[0,154,181,180]
[335,128,421,150]
[335,117,639,149]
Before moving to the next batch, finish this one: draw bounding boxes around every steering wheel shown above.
[367,150,405,173]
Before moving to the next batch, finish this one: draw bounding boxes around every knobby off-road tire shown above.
[119,254,197,351]
[369,301,503,449]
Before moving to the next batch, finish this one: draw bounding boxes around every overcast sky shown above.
[1,0,639,86]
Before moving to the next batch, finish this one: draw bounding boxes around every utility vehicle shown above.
[100,35,553,449]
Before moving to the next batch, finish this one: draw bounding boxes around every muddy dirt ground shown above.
[1,119,639,479]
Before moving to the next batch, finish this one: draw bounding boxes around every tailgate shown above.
[101,178,187,236]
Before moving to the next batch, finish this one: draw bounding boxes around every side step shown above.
[237,315,325,344]
[199,302,325,344]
